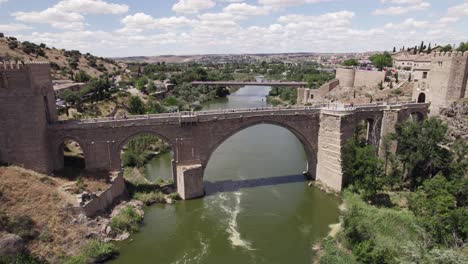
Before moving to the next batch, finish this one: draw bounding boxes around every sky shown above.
[0,0,468,57]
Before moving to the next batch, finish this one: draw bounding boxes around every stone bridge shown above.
[191,81,308,87]
[49,103,428,199]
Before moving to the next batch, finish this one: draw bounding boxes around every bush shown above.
[319,237,357,264]
[110,206,143,234]
[342,192,429,263]
[6,215,38,241]
[65,240,118,264]
[134,191,165,205]
[0,253,47,264]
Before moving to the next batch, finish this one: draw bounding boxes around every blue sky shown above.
[1,0,467,57]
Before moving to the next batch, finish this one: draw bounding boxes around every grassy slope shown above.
[0,38,119,79]
[0,166,99,261]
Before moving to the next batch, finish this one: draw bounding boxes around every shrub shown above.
[342,192,429,263]
[167,192,181,200]
[134,191,165,205]
[65,240,118,264]
[319,237,357,264]
[7,215,38,241]
[0,253,47,264]
[110,206,143,234]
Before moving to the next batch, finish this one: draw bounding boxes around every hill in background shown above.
[0,35,121,80]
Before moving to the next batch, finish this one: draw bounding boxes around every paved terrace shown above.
[52,101,424,128]
[191,81,308,87]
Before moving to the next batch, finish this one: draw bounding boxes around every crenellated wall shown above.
[410,51,468,114]
[0,62,57,172]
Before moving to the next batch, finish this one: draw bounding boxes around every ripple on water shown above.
[216,192,255,251]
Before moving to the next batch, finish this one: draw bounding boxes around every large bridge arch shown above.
[201,120,317,176]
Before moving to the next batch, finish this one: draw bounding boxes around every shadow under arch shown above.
[55,136,87,178]
[201,121,316,193]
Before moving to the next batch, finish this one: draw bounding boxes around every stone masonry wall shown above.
[0,62,56,173]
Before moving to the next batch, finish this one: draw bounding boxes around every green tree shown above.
[128,96,145,115]
[342,136,385,200]
[456,42,468,52]
[74,70,91,83]
[409,175,467,247]
[391,118,450,190]
[343,59,359,67]
[441,45,453,52]
[369,52,392,71]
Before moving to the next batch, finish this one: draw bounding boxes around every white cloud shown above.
[384,18,429,29]
[448,2,468,18]
[374,1,430,15]
[54,0,129,14]
[172,0,216,14]
[223,3,270,16]
[119,13,194,33]
[380,0,423,4]
[0,23,32,32]
[258,0,333,8]
[12,0,128,30]
[0,0,8,4]
[13,8,86,30]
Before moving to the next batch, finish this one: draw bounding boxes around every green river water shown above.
[111,86,341,264]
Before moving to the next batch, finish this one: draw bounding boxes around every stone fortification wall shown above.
[354,70,385,88]
[336,68,355,88]
[297,79,339,104]
[336,68,385,89]
[82,172,128,217]
[0,62,57,173]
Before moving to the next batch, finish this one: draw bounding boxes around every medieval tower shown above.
[0,62,57,173]
[411,51,468,113]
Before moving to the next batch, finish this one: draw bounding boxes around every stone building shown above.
[297,68,386,104]
[393,51,468,113]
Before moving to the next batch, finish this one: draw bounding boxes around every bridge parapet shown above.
[50,102,430,131]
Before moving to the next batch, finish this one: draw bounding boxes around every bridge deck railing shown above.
[52,102,427,126]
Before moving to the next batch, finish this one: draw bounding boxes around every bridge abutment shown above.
[316,112,351,191]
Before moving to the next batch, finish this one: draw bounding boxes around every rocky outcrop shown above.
[0,233,24,257]
[439,101,468,142]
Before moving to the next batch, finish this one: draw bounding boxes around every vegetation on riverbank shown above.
[315,116,468,263]
[64,240,118,264]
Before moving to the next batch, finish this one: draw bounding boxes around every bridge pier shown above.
[176,163,204,200]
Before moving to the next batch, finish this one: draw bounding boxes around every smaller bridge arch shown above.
[115,131,176,182]
[53,137,87,172]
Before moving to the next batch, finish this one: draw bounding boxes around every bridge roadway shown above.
[50,102,429,199]
[54,102,418,126]
[191,81,308,87]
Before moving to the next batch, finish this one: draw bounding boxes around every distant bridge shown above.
[191,81,308,87]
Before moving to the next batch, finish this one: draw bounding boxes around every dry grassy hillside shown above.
[0,166,110,261]
[0,36,121,80]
